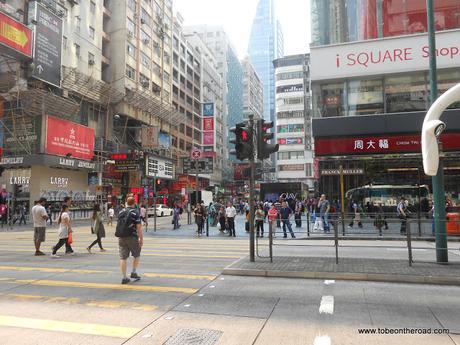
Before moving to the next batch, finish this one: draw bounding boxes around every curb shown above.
[222,261,460,286]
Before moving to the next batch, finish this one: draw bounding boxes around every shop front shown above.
[312,109,460,209]
[0,155,100,220]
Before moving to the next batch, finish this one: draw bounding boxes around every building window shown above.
[306,163,313,177]
[89,26,95,40]
[127,42,136,57]
[128,0,136,11]
[385,73,427,113]
[127,19,136,36]
[140,73,149,88]
[74,43,80,58]
[141,8,151,26]
[140,52,150,68]
[90,1,96,13]
[126,64,136,80]
[76,17,81,32]
[140,30,150,43]
[347,79,383,116]
[88,52,95,65]
[152,62,161,77]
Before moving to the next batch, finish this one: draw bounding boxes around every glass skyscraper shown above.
[248,0,284,123]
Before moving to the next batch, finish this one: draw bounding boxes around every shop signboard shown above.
[45,116,95,161]
[0,11,33,59]
[140,126,159,149]
[114,159,139,172]
[31,3,63,87]
[183,157,213,174]
[321,169,364,176]
[315,133,460,156]
[202,102,215,146]
[311,29,460,81]
[203,132,215,145]
[145,155,174,180]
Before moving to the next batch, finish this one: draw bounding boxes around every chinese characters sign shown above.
[203,118,214,131]
[315,133,460,157]
[45,116,94,160]
[202,102,214,147]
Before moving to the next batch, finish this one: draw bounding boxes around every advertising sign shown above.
[32,3,63,87]
[159,132,171,148]
[140,127,159,149]
[203,132,215,145]
[0,11,33,58]
[315,133,460,157]
[310,29,460,81]
[114,159,138,172]
[183,157,213,174]
[145,155,174,180]
[45,116,95,160]
[202,103,214,117]
[203,118,214,131]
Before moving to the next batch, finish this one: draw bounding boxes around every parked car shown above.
[147,204,173,217]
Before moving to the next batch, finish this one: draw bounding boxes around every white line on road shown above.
[313,335,331,345]
[324,280,335,285]
[319,296,334,315]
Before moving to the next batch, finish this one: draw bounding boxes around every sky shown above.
[173,0,311,59]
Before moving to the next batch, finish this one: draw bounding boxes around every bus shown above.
[345,184,430,213]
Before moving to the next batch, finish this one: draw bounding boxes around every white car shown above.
[147,205,173,217]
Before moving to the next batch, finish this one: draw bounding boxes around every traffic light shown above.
[257,119,279,160]
[229,121,254,161]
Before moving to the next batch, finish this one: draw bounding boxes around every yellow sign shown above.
[0,21,28,47]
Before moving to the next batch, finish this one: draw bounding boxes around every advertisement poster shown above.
[45,116,95,160]
[203,132,215,145]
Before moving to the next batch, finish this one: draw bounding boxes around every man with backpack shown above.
[115,197,143,284]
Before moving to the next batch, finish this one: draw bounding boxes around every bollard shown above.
[269,221,273,263]
[307,212,310,236]
[206,216,209,237]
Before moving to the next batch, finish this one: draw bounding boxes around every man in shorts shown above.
[118,197,143,284]
[32,198,49,256]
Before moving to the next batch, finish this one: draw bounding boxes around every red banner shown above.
[203,118,214,131]
[0,12,33,58]
[203,132,214,145]
[45,116,95,160]
[315,133,460,156]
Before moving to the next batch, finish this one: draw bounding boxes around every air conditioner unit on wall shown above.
[142,39,150,44]
[88,59,95,65]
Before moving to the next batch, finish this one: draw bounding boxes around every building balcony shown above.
[102,31,111,43]
[103,6,112,18]
[101,55,111,66]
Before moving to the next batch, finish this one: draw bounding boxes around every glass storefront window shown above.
[437,69,460,109]
[313,82,346,117]
[348,79,383,116]
[385,72,427,113]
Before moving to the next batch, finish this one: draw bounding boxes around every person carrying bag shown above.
[87,204,106,253]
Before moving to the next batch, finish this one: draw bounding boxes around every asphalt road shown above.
[0,219,459,344]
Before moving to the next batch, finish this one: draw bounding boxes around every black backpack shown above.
[115,208,136,238]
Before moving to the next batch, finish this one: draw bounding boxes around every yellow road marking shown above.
[143,272,215,280]
[0,265,216,281]
[0,315,140,338]
[0,266,109,274]
[0,293,157,311]
[9,278,197,294]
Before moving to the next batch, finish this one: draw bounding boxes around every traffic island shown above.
[222,256,460,286]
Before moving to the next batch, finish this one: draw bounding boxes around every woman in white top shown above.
[51,205,73,257]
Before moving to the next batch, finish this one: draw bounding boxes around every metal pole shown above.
[249,115,255,262]
[417,167,422,237]
[407,220,413,266]
[195,163,199,207]
[269,220,273,263]
[427,0,448,262]
[153,179,157,232]
[340,164,346,236]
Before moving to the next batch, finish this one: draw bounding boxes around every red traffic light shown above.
[241,130,250,142]
[156,179,161,185]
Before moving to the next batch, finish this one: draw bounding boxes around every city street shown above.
[0,216,459,344]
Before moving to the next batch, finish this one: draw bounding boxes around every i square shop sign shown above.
[310,29,460,81]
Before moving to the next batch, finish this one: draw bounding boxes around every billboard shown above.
[145,155,175,180]
[140,126,159,149]
[45,116,95,161]
[0,11,33,58]
[32,3,63,87]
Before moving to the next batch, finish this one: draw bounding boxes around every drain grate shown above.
[163,328,223,345]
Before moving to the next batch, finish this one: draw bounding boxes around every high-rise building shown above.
[310,0,460,202]
[183,26,244,180]
[241,57,263,121]
[274,54,313,188]
[248,0,284,123]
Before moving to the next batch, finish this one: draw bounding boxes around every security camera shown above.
[422,119,445,176]
[114,114,121,120]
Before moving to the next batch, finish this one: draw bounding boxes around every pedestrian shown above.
[115,196,143,284]
[193,203,205,235]
[255,204,265,237]
[0,203,7,228]
[225,201,237,237]
[218,206,226,233]
[107,205,114,226]
[280,201,296,238]
[274,198,282,228]
[32,198,48,256]
[18,203,27,225]
[87,204,106,253]
[348,200,363,228]
[397,197,409,235]
[140,204,148,229]
[172,203,181,230]
[294,201,302,228]
[46,204,53,226]
[313,200,323,232]
[374,203,385,236]
[208,202,216,226]
[318,194,331,233]
[51,204,74,257]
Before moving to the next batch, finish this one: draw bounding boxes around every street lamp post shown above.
[426,0,447,263]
